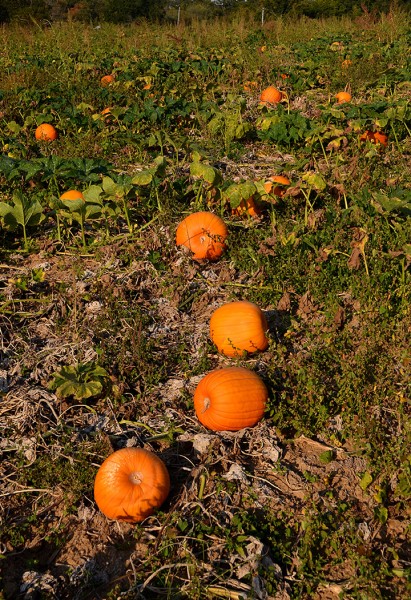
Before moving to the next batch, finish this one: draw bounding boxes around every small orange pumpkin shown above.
[231,196,261,218]
[360,130,388,146]
[176,211,228,261]
[334,91,352,104]
[94,447,170,523]
[264,175,290,197]
[260,86,282,105]
[372,131,388,146]
[60,190,84,201]
[100,74,114,86]
[210,300,269,357]
[194,366,268,431]
[35,123,58,142]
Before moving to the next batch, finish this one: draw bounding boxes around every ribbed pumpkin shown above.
[35,123,58,142]
[176,211,228,261]
[334,91,352,104]
[260,86,282,105]
[194,367,268,431]
[94,447,170,523]
[210,300,269,357]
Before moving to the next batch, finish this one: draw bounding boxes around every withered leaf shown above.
[277,291,291,311]
[333,306,345,330]
[297,291,318,319]
[348,246,361,270]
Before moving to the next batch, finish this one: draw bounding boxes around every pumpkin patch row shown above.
[94,214,270,523]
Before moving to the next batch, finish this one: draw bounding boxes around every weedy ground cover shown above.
[0,8,410,600]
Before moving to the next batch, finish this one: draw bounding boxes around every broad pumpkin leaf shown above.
[224,181,257,209]
[132,168,155,186]
[372,190,411,215]
[83,185,103,203]
[190,161,222,186]
[85,204,102,220]
[0,191,45,229]
[60,198,86,213]
[302,172,327,192]
[7,120,21,134]
[50,363,109,401]
[54,379,103,400]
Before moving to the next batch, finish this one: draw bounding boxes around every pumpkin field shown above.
[1,9,411,600]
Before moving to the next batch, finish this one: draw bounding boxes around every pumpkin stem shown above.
[129,471,143,485]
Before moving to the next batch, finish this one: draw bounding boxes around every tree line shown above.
[0,0,406,24]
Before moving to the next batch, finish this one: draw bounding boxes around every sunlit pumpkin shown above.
[35,123,58,142]
[210,300,269,357]
[94,447,170,523]
[231,196,261,218]
[260,86,282,105]
[334,91,352,104]
[60,190,84,201]
[176,211,228,261]
[100,74,114,86]
[264,175,291,197]
[194,366,268,431]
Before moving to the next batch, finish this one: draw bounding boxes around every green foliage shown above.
[49,362,110,401]
[0,190,45,249]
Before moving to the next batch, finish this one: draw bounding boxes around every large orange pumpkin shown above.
[260,86,282,105]
[194,367,268,431]
[94,447,170,523]
[35,123,58,142]
[210,300,269,357]
[176,211,228,261]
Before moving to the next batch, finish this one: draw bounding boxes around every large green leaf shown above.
[224,181,257,209]
[190,161,222,186]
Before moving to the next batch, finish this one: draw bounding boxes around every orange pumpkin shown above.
[35,123,58,142]
[334,91,352,104]
[360,130,388,146]
[60,190,84,201]
[194,366,268,431]
[176,211,228,261]
[231,197,261,218]
[260,86,282,105]
[373,131,388,146]
[264,175,290,197]
[101,74,114,86]
[210,300,269,357]
[94,447,170,523]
